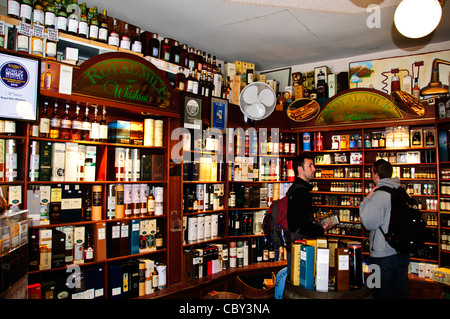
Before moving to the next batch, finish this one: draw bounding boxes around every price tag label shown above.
[47,27,59,42]
[18,21,32,37]
[32,24,45,39]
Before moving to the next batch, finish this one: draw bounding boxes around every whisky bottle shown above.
[99,106,108,142]
[175,67,186,91]
[44,0,56,28]
[20,0,33,24]
[90,105,100,141]
[56,0,67,33]
[206,54,212,73]
[83,187,93,220]
[149,32,159,58]
[160,37,171,62]
[83,228,94,262]
[71,105,82,140]
[170,40,181,65]
[120,23,131,50]
[77,3,88,38]
[196,49,203,71]
[45,26,58,60]
[155,227,163,250]
[107,18,119,46]
[33,0,45,26]
[188,47,196,70]
[131,27,142,53]
[39,100,50,137]
[186,68,194,93]
[80,105,91,141]
[180,43,188,68]
[60,104,72,140]
[192,70,199,95]
[7,0,20,19]
[66,0,79,36]
[49,102,61,139]
[97,9,108,42]
[147,188,155,216]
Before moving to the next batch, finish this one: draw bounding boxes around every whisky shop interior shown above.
[0,0,450,301]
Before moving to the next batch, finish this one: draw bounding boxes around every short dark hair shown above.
[293,154,314,176]
[372,159,392,179]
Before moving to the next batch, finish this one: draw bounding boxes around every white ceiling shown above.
[76,0,450,70]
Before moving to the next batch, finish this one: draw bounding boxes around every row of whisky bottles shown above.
[31,100,108,142]
[183,128,298,156]
[8,0,142,55]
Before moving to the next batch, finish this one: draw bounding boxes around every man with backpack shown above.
[285,154,332,275]
[359,159,410,299]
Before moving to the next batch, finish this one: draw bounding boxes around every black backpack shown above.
[374,185,426,254]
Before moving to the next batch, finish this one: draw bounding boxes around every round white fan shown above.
[239,82,276,121]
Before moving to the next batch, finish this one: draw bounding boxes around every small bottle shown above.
[20,0,33,24]
[119,23,131,50]
[170,40,181,65]
[97,9,108,43]
[155,227,163,250]
[412,78,420,101]
[175,67,186,91]
[71,105,82,140]
[131,27,142,53]
[60,104,72,140]
[39,100,50,138]
[149,33,159,58]
[80,105,91,141]
[391,74,400,93]
[107,18,119,47]
[147,189,155,216]
[49,102,61,139]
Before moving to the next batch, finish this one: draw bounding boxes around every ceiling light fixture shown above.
[394,0,443,38]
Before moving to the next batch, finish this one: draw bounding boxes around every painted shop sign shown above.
[315,89,403,125]
[72,52,174,109]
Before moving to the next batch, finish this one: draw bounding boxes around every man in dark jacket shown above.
[286,154,332,274]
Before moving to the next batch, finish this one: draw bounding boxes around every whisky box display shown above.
[93,222,107,262]
[51,143,66,182]
[39,229,52,271]
[108,120,131,144]
[83,266,105,299]
[39,141,52,181]
[51,229,66,268]
[300,244,315,290]
[60,185,82,223]
[64,142,78,182]
[107,221,122,258]
[130,121,144,145]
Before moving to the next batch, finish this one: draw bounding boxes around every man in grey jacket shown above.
[359,159,410,299]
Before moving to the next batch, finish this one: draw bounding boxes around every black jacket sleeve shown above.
[287,185,324,238]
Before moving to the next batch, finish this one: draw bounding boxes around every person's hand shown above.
[365,186,379,199]
[322,219,333,231]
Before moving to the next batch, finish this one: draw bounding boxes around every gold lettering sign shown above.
[72,52,174,109]
[316,89,402,125]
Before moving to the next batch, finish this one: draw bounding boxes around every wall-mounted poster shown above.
[349,49,450,95]
[182,93,203,130]
[0,51,40,121]
[210,97,228,131]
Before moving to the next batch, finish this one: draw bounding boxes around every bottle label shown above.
[56,16,67,31]
[78,21,88,36]
[108,35,119,47]
[20,4,32,20]
[72,120,82,130]
[99,125,108,139]
[46,41,57,58]
[33,10,45,25]
[98,28,107,41]
[40,118,50,133]
[120,38,131,50]
[8,1,20,17]
[31,38,43,56]
[67,19,78,33]
[17,34,29,52]
[45,11,55,27]
[89,25,99,39]
[61,118,71,128]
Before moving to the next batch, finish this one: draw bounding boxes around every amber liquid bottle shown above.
[39,101,50,138]
[60,104,72,140]
[71,105,82,140]
[49,102,61,139]
[80,105,91,141]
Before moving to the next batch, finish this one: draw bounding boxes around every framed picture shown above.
[182,93,203,130]
[260,67,291,93]
[210,97,228,131]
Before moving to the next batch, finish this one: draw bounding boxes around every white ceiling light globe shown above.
[394,0,442,38]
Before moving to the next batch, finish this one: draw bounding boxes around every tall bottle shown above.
[56,0,67,33]
[60,104,72,140]
[49,102,61,139]
[39,101,50,138]
[107,18,119,47]
[188,47,196,70]
[97,9,108,43]
[180,44,189,68]
[80,105,91,141]
[160,37,171,62]
[119,23,131,50]
[149,33,159,58]
[66,0,79,35]
[196,49,203,71]
[90,105,100,141]
[99,106,108,142]
[170,40,181,65]
[20,0,33,24]
[44,0,56,28]
[77,2,88,38]
[131,27,142,53]
[71,105,82,140]
[7,0,20,20]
